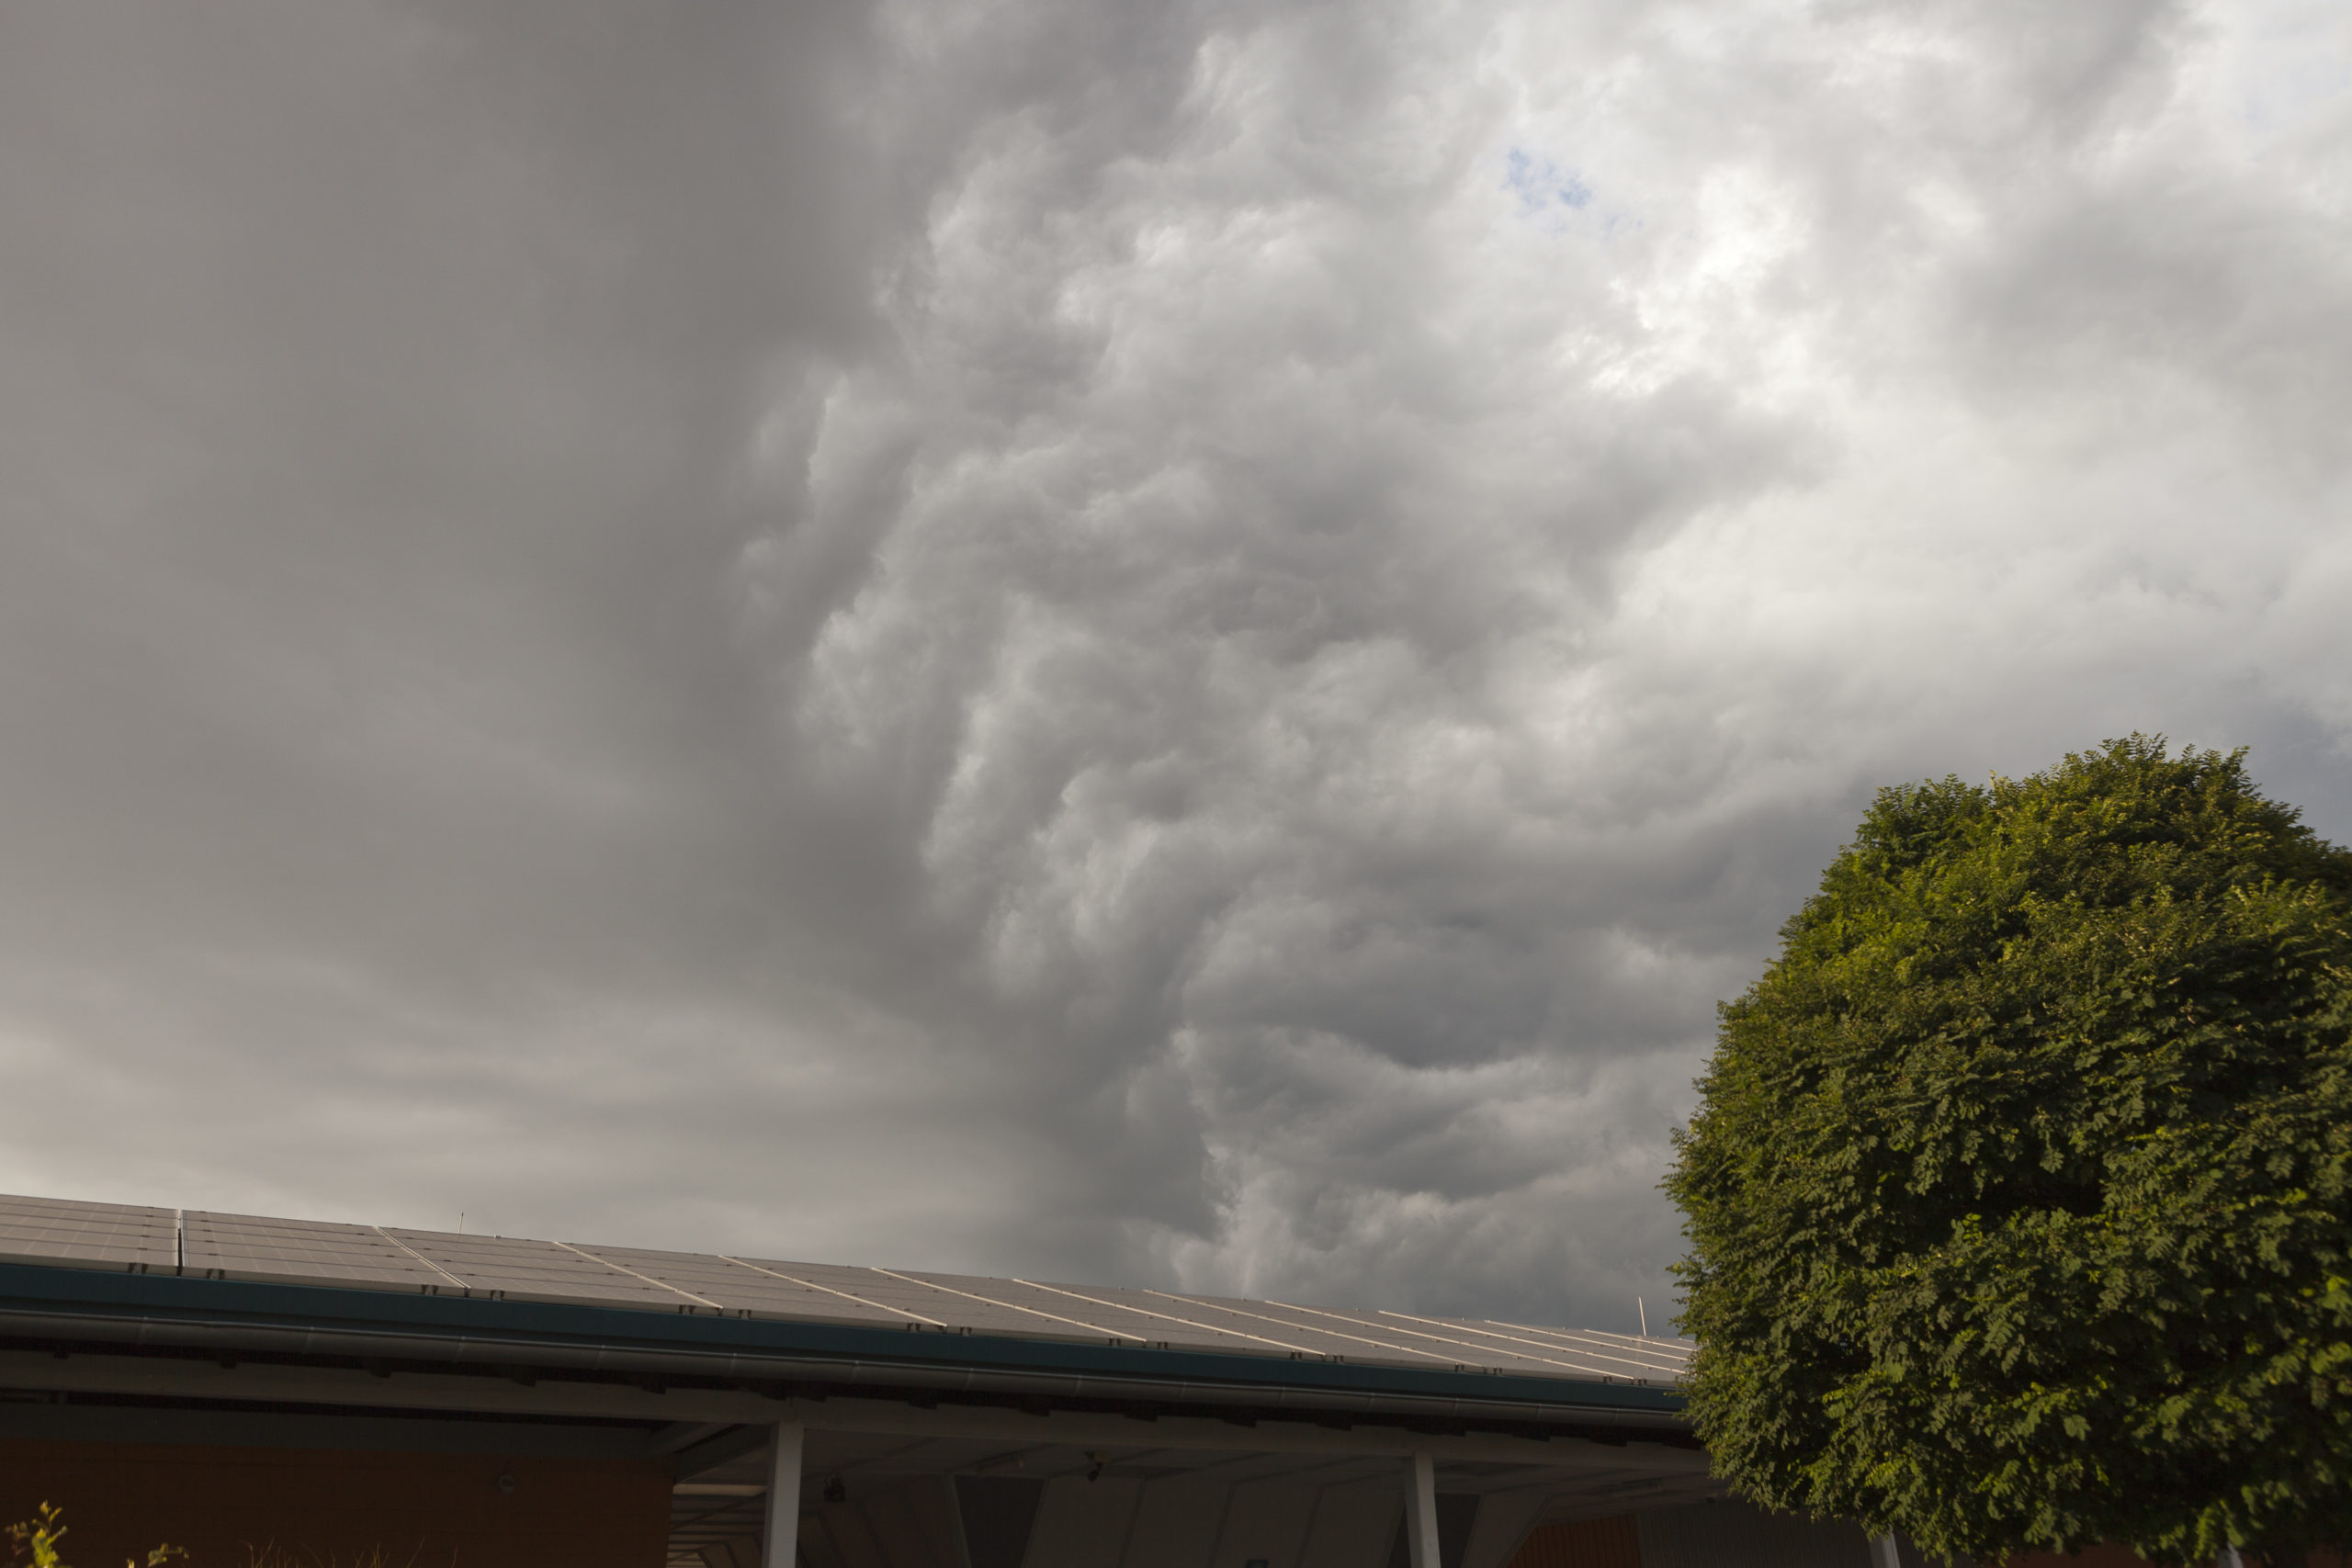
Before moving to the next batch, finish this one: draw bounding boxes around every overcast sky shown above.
[1,0,2346,1334]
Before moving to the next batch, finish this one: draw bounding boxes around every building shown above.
[1,1193,1875,1568]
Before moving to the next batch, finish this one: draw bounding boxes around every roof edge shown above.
[0,1260,1688,1431]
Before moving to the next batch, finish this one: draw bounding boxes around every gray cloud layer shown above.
[2,0,2346,1331]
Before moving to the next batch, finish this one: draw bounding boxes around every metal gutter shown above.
[0,1261,1687,1434]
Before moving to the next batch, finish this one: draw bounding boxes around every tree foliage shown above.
[1668,738,2352,1564]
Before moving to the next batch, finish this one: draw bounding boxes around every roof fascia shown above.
[0,1260,1684,1427]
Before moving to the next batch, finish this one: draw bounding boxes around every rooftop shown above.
[0,1192,1687,1387]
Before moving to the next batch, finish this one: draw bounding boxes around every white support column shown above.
[2216,1549,2245,1568]
[1871,1536,1899,1568]
[1403,1451,1442,1568]
[1461,1488,1553,1568]
[763,1422,805,1568]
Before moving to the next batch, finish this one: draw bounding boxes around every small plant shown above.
[243,1548,435,1568]
[6,1504,184,1568]
[6,1506,442,1568]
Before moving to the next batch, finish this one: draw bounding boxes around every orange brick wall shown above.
[0,1438,672,1568]
[1510,1514,1643,1568]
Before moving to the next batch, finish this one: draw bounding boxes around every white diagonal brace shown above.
[763,1422,804,1568]
[1404,1451,1442,1568]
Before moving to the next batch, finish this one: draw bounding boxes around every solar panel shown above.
[1077,1286,1428,1366]
[0,1190,1688,1390]
[570,1245,919,1327]
[0,1194,177,1271]
[1249,1301,1617,1377]
[1378,1308,1672,1377]
[731,1258,968,1325]
[1464,1318,1695,1374]
[938,1275,1290,1356]
[1146,1292,1482,1371]
[728,1261,1134,1342]
[1510,1322,1697,1358]
[383,1229,700,1309]
[876,1268,1144,1342]
[183,1210,463,1292]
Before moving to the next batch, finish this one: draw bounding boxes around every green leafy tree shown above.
[1667,737,2352,1564]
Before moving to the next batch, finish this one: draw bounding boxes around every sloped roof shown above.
[0,1191,1688,1387]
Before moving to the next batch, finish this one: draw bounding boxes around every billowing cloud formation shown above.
[0,0,2346,1331]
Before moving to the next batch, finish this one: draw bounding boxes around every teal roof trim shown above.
[0,1260,1685,1421]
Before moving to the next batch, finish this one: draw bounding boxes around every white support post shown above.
[2216,1549,2245,1568]
[1459,1487,1551,1568]
[1403,1451,1442,1568]
[763,1422,805,1568]
[1871,1536,1901,1568]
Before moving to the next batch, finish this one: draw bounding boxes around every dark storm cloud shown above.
[1,0,2346,1332]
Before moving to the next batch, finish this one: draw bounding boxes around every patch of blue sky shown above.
[2222,0,2351,144]
[1505,148,1593,216]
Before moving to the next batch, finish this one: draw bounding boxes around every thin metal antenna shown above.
[1638,1296,1648,1337]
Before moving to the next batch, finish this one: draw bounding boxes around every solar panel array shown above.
[0,1192,1690,1385]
